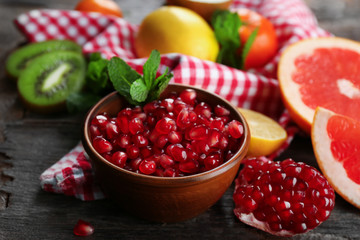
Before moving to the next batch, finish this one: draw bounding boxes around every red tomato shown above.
[75,0,123,18]
[236,9,278,69]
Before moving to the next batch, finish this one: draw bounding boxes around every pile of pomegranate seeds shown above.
[89,89,244,177]
[233,158,335,236]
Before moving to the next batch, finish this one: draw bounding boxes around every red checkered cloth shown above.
[14,0,329,201]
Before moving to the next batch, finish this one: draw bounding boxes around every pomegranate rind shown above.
[312,107,360,209]
[234,208,294,237]
[278,37,360,134]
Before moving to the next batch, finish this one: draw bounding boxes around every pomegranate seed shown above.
[155,135,168,148]
[132,134,148,148]
[111,151,127,168]
[116,115,129,134]
[132,105,142,113]
[119,107,132,116]
[73,219,94,236]
[153,106,167,119]
[227,120,244,139]
[128,157,142,171]
[93,136,112,153]
[208,129,221,147]
[89,125,102,139]
[159,154,175,168]
[176,108,191,128]
[173,99,187,115]
[126,145,140,159]
[148,129,161,143]
[179,160,199,174]
[155,117,176,134]
[168,144,188,162]
[91,114,108,130]
[196,115,211,127]
[189,125,209,140]
[210,118,225,131]
[116,134,131,148]
[154,168,164,177]
[143,101,159,114]
[234,158,335,236]
[105,121,119,139]
[204,154,222,170]
[168,131,182,144]
[160,98,175,112]
[140,146,153,158]
[214,105,230,116]
[131,112,147,121]
[164,168,176,177]
[139,159,156,175]
[179,89,196,105]
[129,118,144,135]
[146,115,156,128]
[195,102,212,119]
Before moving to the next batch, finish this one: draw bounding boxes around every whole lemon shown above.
[135,6,219,62]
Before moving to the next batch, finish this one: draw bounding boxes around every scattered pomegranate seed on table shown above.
[89,89,244,176]
[233,158,335,236]
[73,219,94,236]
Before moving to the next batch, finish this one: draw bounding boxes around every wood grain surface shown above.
[0,0,359,239]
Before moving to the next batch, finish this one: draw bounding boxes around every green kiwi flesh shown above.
[6,40,82,79]
[17,51,86,114]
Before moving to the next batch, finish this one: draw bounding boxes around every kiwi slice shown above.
[6,40,82,79]
[17,51,86,114]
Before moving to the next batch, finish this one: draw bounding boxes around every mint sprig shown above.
[212,10,257,70]
[108,50,173,105]
[66,50,173,113]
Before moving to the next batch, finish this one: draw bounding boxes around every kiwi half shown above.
[6,40,82,79]
[17,51,86,114]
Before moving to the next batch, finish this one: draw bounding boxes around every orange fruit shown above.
[75,0,123,18]
[236,8,278,69]
[278,37,360,134]
[134,6,219,61]
[166,0,233,21]
[312,107,360,209]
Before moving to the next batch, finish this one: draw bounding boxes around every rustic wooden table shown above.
[0,0,359,239]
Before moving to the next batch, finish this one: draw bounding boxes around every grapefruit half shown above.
[312,107,360,209]
[278,37,360,134]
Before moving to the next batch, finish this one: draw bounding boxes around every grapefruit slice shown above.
[278,37,360,134]
[312,107,360,209]
[237,108,287,157]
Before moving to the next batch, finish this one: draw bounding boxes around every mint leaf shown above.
[89,52,102,61]
[66,92,101,113]
[241,27,258,69]
[148,67,173,101]
[130,78,149,102]
[212,10,241,68]
[86,56,109,94]
[108,57,142,104]
[143,50,161,89]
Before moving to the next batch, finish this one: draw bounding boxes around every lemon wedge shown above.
[238,108,287,157]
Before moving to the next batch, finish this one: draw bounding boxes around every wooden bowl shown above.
[82,83,250,222]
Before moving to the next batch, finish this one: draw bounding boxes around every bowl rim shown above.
[82,83,250,184]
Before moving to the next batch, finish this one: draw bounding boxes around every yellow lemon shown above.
[134,6,219,61]
[238,108,287,157]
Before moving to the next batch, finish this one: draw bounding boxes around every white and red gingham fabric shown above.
[14,0,330,201]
